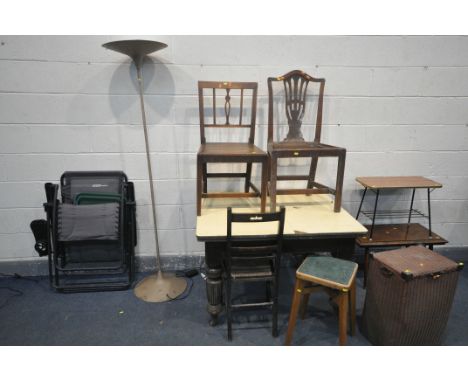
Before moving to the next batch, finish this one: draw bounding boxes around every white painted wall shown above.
[0,35,467,266]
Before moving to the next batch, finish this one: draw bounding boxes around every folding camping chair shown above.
[32,171,137,292]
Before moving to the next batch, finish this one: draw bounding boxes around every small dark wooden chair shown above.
[267,70,346,212]
[224,206,286,341]
[197,81,268,216]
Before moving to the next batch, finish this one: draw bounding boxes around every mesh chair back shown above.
[60,171,127,204]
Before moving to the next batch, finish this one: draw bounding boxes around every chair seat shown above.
[296,256,358,290]
[230,259,273,279]
[268,141,344,154]
[198,143,267,158]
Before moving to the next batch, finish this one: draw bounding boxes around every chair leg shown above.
[338,289,349,346]
[226,277,233,341]
[285,279,304,345]
[260,159,268,213]
[270,155,278,212]
[245,162,252,193]
[272,280,279,338]
[202,163,208,193]
[196,157,203,216]
[334,150,346,213]
[307,156,318,189]
[349,279,356,336]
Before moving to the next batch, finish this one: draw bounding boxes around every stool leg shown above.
[299,293,310,320]
[349,279,356,336]
[285,279,303,346]
[338,289,349,346]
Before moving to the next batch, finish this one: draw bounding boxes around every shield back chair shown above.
[267,70,346,212]
[224,206,286,341]
[197,81,268,216]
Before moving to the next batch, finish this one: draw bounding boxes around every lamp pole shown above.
[103,39,187,302]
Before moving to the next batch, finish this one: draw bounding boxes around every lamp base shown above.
[134,271,187,303]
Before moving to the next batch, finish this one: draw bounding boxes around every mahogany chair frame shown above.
[267,70,346,212]
[197,81,268,216]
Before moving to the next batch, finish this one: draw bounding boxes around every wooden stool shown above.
[285,256,358,346]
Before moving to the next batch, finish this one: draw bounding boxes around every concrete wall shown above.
[0,35,467,270]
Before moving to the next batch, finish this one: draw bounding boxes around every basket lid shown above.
[373,246,459,278]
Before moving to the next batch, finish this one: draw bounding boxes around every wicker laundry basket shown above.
[362,246,463,345]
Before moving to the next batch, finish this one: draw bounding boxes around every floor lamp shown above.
[102,39,187,302]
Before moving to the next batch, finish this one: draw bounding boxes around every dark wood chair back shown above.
[198,81,258,145]
[267,70,325,144]
[225,207,286,273]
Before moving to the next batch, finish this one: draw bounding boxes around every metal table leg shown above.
[356,187,368,220]
[369,189,380,240]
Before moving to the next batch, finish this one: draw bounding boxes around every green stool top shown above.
[296,256,358,290]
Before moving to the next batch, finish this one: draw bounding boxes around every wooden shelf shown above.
[356,176,442,190]
[356,223,448,248]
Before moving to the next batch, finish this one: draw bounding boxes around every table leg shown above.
[333,238,356,261]
[408,188,416,224]
[369,189,380,239]
[427,188,432,238]
[364,247,370,288]
[356,187,367,220]
[205,242,224,326]
[206,267,223,326]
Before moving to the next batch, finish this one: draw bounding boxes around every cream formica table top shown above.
[196,194,367,241]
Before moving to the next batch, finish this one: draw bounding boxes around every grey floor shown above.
[0,266,467,345]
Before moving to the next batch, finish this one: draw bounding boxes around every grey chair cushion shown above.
[58,203,120,241]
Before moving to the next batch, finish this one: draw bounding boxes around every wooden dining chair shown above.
[267,70,346,213]
[224,206,286,340]
[197,81,268,216]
